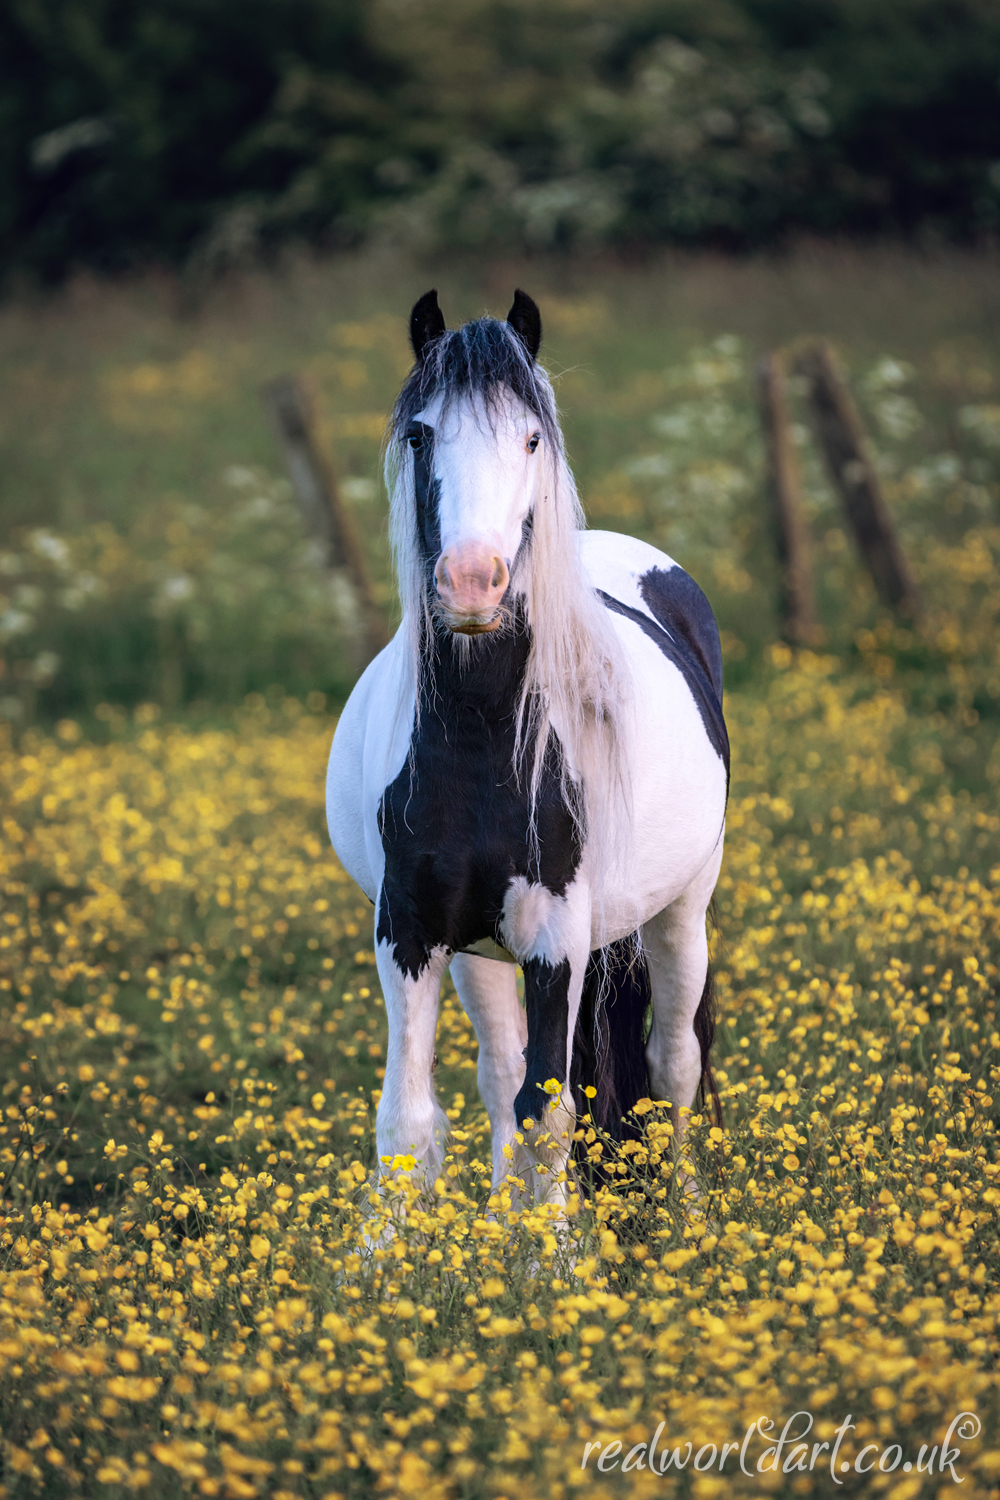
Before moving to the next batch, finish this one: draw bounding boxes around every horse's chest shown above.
[376,706,580,977]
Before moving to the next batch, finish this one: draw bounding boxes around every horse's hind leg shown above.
[375,942,451,1185]
[642,844,724,1150]
[449,953,529,1190]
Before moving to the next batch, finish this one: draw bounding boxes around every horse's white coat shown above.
[327,379,726,1199]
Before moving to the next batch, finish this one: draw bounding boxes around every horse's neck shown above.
[422,612,530,723]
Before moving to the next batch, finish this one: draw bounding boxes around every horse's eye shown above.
[407,433,423,452]
[527,432,540,453]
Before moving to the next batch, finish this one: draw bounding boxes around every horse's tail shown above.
[571,935,722,1139]
[694,960,721,1126]
[696,894,722,1125]
[571,936,650,1141]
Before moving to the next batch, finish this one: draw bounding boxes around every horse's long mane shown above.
[385,315,633,911]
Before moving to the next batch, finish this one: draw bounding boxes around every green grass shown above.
[1,242,999,720]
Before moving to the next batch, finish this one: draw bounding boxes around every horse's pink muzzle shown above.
[433,541,509,633]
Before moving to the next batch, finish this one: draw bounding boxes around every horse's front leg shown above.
[449,952,530,1193]
[508,884,592,1207]
[375,937,451,1187]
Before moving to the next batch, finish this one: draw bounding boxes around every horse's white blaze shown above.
[416,394,542,609]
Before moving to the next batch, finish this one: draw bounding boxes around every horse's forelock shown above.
[390,317,560,450]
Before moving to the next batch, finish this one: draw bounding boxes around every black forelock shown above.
[391,315,560,449]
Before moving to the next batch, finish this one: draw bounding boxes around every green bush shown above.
[4,0,1000,278]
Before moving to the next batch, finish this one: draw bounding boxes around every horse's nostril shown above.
[491,559,506,588]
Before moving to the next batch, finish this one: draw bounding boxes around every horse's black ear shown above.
[506,289,542,361]
[410,289,446,362]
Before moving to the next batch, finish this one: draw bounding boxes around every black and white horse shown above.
[326,290,728,1203]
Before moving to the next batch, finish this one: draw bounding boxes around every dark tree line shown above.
[4,0,1000,279]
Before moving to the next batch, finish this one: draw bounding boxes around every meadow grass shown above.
[1,242,1000,715]
[1,247,1000,1496]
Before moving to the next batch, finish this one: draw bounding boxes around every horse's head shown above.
[393,289,549,636]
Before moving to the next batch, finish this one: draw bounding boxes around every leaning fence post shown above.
[758,350,819,645]
[262,375,389,672]
[794,341,922,621]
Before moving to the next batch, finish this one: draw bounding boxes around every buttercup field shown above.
[1,247,999,1497]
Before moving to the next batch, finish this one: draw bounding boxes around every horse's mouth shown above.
[450,618,502,635]
[432,596,508,636]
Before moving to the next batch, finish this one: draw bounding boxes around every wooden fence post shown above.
[758,350,819,645]
[794,341,922,621]
[262,375,389,672]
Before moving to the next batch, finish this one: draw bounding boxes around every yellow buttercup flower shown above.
[1,496,998,1493]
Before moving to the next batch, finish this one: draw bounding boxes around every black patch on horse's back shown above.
[376,607,582,980]
[639,566,723,701]
[599,569,729,779]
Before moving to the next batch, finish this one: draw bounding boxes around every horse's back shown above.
[575,531,727,933]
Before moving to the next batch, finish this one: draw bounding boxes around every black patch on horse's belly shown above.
[599,565,729,778]
[376,637,582,979]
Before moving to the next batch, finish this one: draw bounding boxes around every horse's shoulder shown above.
[327,631,415,899]
[580,530,723,700]
[580,529,675,585]
[332,632,410,760]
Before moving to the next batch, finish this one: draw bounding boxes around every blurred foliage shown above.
[0,470,368,721]
[4,0,1000,279]
[2,270,999,724]
[0,313,995,729]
